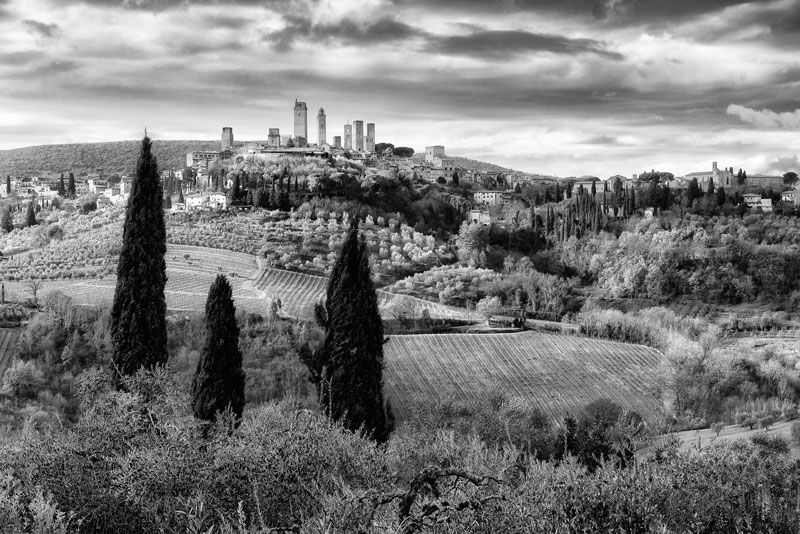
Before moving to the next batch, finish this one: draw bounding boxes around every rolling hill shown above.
[383,331,665,422]
[0,140,225,177]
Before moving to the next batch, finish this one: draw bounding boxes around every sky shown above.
[0,0,798,177]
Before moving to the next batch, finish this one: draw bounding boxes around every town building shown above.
[684,162,738,190]
[333,136,342,149]
[781,190,800,206]
[747,174,784,191]
[267,128,281,148]
[425,146,445,164]
[187,150,219,168]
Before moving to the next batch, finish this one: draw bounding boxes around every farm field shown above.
[254,267,475,321]
[382,331,665,422]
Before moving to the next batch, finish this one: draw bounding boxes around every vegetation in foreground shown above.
[1,370,799,533]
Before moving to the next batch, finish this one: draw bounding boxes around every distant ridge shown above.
[412,152,560,181]
[0,140,225,176]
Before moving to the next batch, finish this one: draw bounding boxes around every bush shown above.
[735,413,748,425]
[785,406,799,420]
[750,431,790,456]
[758,415,775,430]
[711,422,725,438]
[791,421,800,444]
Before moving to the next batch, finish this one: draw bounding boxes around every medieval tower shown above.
[366,123,375,153]
[294,99,308,143]
[344,123,352,150]
[354,120,364,151]
[317,108,326,147]
[221,127,234,150]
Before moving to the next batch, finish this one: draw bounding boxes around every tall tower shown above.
[354,120,364,151]
[366,123,375,153]
[344,123,352,150]
[293,99,307,143]
[221,127,234,150]
[317,108,326,147]
[333,136,342,148]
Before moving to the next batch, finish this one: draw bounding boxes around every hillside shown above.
[0,140,226,176]
[383,331,665,422]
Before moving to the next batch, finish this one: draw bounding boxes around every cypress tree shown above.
[5,175,10,195]
[110,134,168,380]
[67,172,76,198]
[178,188,185,204]
[192,274,245,423]
[303,218,393,442]
[57,173,66,196]
[25,202,36,227]
[1,208,12,233]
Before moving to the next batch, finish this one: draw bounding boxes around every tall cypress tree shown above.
[5,175,10,195]
[303,218,393,442]
[67,172,76,198]
[192,274,245,423]
[25,202,36,227]
[57,173,66,196]
[1,208,12,233]
[110,134,168,380]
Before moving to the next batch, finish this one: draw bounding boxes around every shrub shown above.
[784,406,798,420]
[735,413,748,425]
[759,415,775,430]
[711,422,725,439]
[750,431,790,456]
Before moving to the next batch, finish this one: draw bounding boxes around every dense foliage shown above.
[1,368,799,533]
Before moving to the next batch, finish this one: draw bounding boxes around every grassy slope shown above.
[646,421,800,458]
[383,331,665,422]
[0,140,224,176]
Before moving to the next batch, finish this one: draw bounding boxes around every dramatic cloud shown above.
[266,15,423,50]
[23,19,58,38]
[727,104,800,129]
[429,30,623,59]
[0,0,797,176]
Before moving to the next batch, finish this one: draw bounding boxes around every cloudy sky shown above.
[0,0,798,177]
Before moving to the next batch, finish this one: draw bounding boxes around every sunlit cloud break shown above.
[727,104,800,129]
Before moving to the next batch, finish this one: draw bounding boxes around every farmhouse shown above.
[742,193,772,212]
[781,190,800,206]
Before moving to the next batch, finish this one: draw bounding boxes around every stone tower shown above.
[221,127,234,150]
[317,108,326,147]
[333,136,342,148]
[344,123,352,150]
[366,123,375,153]
[267,128,281,148]
[354,120,364,151]
[294,99,307,143]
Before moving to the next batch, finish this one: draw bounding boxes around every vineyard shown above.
[0,244,271,315]
[254,267,474,322]
[382,331,665,422]
[0,329,18,381]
